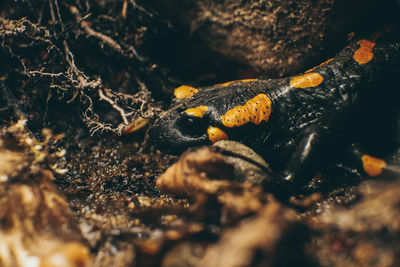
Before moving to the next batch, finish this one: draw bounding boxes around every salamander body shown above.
[150,29,400,187]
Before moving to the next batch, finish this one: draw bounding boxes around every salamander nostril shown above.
[177,114,208,138]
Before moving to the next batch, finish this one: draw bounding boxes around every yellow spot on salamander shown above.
[207,127,228,143]
[221,94,272,128]
[216,79,257,87]
[121,117,149,134]
[184,105,208,118]
[351,26,394,65]
[174,85,199,99]
[361,154,387,176]
[290,72,324,88]
[305,58,334,73]
[353,39,376,64]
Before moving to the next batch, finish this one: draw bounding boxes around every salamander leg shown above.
[281,127,329,188]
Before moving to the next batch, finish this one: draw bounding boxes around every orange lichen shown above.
[290,72,324,88]
[361,154,387,176]
[184,105,208,118]
[216,79,257,87]
[221,94,272,128]
[207,127,229,143]
[353,39,376,64]
[305,58,334,73]
[174,85,199,99]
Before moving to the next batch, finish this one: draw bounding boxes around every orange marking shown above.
[174,85,199,99]
[290,72,324,88]
[353,39,375,64]
[361,154,387,176]
[184,105,208,118]
[216,79,257,87]
[221,94,272,128]
[305,58,334,73]
[121,117,149,134]
[352,25,394,65]
[207,127,228,143]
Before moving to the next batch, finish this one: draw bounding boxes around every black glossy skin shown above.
[150,32,400,187]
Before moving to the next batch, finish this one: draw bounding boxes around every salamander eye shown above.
[177,114,208,137]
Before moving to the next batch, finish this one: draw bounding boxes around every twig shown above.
[129,0,153,17]
[122,0,128,19]
[98,88,130,125]
[49,0,56,23]
[70,6,123,54]
[69,5,143,60]
[29,71,64,78]
[53,0,64,31]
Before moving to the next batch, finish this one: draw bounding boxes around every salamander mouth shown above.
[150,111,209,155]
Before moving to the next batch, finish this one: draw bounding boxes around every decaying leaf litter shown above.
[1,1,400,266]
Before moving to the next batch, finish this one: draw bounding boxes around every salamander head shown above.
[150,81,273,154]
[150,103,212,154]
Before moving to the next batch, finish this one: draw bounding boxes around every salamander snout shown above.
[150,109,210,154]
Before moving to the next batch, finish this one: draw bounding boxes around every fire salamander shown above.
[150,28,400,188]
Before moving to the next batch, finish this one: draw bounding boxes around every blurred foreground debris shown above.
[156,143,312,267]
[309,179,400,266]
[0,119,90,267]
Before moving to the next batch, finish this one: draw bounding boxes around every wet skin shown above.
[150,29,400,188]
